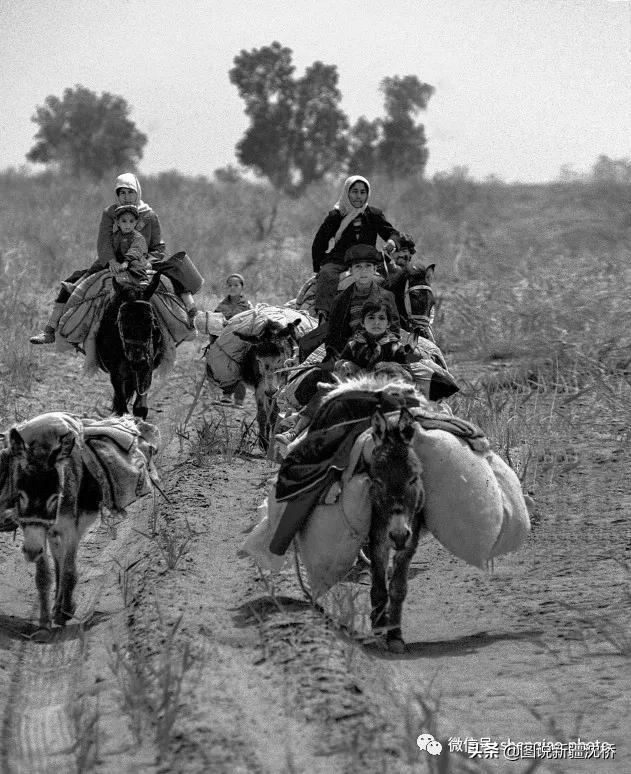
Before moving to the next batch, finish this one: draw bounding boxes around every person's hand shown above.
[384,239,396,255]
[109,259,127,276]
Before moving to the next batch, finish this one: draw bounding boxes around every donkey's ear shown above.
[283,320,301,342]
[8,428,27,459]
[397,407,416,444]
[425,264,435,282]
[49,432,76,465]
[371,409,388,445]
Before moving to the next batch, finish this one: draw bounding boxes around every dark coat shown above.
[311,206,399,272]
[324,282,400,359]
[337,330,407,371]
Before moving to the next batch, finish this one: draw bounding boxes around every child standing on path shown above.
[214,273,253,407]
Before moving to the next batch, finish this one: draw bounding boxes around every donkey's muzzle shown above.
[22,544,44,562]
[388,512,413,550]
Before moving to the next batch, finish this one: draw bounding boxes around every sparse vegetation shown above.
[1,165,629,771]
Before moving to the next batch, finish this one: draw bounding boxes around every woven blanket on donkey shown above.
[56,269,195,374]
[205,303,318,390]
[357,407,531,569]
[267,386,424,556]
[0,412,158,518]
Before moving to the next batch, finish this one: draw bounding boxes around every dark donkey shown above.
[96,272,163,419]
[383,263,436,340]
[233,319,301,451]
[367,406,425,653]
[7,426,102,628]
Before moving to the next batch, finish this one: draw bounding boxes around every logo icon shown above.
[417,733,443,756]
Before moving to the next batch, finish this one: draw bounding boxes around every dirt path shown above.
[0,344,629,772]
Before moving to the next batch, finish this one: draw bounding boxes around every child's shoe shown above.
[29,325,56,345]
[274,428,298,446]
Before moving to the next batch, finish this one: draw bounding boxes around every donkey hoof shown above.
[31,627,53,643]
[53,604,76,626]
[387,638,406,654]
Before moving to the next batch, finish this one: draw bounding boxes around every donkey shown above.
[96,272,163,419]
[384,263,436,341]
[367,406,426,653]
[8,427,102,628]
[234,319,301,451]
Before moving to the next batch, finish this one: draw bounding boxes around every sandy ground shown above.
[0,341,629,773]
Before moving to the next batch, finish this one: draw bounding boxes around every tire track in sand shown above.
[0,506,151,773]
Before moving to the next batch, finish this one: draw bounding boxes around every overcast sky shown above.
[1,0,630,183]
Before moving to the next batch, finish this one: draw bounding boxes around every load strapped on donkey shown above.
[239,375,531,651]
[203,304,318,451]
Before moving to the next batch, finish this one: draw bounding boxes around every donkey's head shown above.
[8,429,75,562]
[117,300,156,390]
[235,319,301,397]
[369,407,425,551]
[385,263,435,337]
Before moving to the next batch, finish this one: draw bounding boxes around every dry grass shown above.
[108,602,200,760]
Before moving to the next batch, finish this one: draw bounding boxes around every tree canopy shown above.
[26,85,147,178]
[347,75,434,179]
[229,42,348,196]
[230,42,434,193]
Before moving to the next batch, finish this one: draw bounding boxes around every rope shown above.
[293,543,313,602]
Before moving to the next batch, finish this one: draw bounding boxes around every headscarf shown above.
[328,175,371,251]
[114,172,150,213]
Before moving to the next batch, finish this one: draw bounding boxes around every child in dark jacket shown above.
[214,273,253,407]
[335,300,409,377]
[275,300,409,451]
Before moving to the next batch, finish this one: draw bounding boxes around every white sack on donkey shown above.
[240,383,530,598]
[359,411,531,569]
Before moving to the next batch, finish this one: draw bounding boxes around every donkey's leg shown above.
[111,371,131,416]
[35,552,52,628]
[255,385,271,451]
[387,518,424,652]
[48,518,79,625]
[368,524,391,637]
[132,392,149,420]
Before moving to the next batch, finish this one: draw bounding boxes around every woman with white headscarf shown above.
[30,173,167,344]
[311,175,401,321]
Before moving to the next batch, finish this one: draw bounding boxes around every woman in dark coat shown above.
[311,175,401,320]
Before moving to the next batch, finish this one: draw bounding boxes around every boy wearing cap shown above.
[323,244,399,362]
